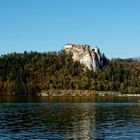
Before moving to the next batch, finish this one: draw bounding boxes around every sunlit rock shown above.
[64,44,104,71]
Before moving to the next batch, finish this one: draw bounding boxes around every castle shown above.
[64,44,104,71]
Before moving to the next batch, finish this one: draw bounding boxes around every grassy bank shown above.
[39,90,96,96]
[39,90,140,97]
[39,90,121,96]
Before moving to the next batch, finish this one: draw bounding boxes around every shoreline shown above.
[1,90,140,97]
[38,90,140,97]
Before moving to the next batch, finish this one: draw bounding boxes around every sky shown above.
[0,0,140,58]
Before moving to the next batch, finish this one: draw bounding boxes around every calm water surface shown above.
[0,96,140,140]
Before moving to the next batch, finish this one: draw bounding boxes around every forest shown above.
[0,50,140,95]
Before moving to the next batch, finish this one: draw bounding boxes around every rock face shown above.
[64,44,104,71]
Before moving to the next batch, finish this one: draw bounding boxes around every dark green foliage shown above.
[0,50,140,95]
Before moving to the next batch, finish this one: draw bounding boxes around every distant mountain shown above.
[133,57,140,62]
[136,58,140,61]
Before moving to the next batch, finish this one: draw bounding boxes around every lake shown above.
[0,96,140,139]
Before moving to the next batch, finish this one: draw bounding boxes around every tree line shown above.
[0,50,140,95]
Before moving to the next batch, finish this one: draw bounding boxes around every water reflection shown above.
[0,97,140,139]
[0,96,140,103]
[63,104,97,140]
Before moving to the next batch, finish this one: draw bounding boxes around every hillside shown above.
[0,50,140,96]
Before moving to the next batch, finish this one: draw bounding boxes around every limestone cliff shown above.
[64,44,105,71]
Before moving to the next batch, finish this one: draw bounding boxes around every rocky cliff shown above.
[64,44,105,71]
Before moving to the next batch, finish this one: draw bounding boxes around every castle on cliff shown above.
[64,44,104,71]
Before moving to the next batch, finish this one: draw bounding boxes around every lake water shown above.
[0,96,140,140]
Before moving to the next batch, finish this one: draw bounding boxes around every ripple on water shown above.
[0,102,140,139]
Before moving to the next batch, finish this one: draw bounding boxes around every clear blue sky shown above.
[0,0,140,58]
